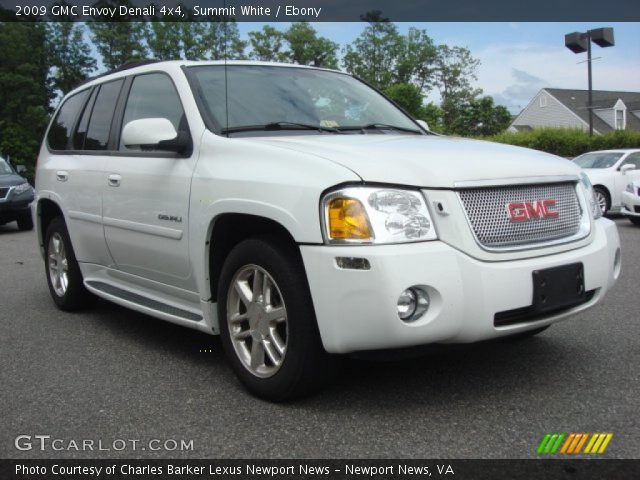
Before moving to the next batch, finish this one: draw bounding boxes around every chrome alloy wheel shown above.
[595,190,608,214]
[48,232,69,297]
[226,264,288,378]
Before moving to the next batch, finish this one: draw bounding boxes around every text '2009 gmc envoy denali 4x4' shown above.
[35,61,621,400]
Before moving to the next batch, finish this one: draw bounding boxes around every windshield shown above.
[0,158,13,175]
[188,65,420,134]
[574,152,623,169]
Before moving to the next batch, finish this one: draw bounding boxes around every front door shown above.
[102,72,197,291]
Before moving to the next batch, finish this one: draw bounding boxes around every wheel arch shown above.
[36,197,65,258]
[205,213,304,303]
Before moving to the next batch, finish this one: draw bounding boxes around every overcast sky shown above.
[238,22,640,113]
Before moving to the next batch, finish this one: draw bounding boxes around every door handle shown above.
[107,174,122,187]
[56,171,68,182]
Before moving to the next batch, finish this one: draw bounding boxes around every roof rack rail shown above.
[74,59,161,89]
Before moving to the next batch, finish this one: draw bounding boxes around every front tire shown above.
[594,187,610,215]
[44,217,96,311]
[629,216,640,227]
[218,236,335,401]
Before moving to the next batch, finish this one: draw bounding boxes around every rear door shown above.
[102,72,197,291]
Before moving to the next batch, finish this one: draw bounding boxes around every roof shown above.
[545,88,640,133]
[70,60,343,97]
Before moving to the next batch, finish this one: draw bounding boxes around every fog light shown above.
[397,287,430,322]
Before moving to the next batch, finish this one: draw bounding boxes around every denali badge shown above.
[158,214,183,223]
[507,200,559,222]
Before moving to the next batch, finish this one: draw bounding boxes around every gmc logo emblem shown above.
[506,200,559,222]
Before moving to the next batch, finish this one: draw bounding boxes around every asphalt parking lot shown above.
[1,217,638,459]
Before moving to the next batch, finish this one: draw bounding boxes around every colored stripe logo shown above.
[537,433,613,454]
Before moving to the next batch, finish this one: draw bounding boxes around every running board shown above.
[86,280,203,322]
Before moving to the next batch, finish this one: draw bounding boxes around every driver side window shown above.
[119,73,189,151]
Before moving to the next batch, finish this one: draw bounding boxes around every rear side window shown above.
[47,89,91,150]
[72,88,98,150]
[84,79,124,151]
[120,73,187,151]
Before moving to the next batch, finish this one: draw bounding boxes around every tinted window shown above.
[120,73,187,151]
[47,89,91,150]
[573,152,623,169]
[72,88,98,150]
[85,80,123,151]
[620,153,640,169]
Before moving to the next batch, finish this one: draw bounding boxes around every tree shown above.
[395,28,437,91]
[342,12,403,89]
[145,22,182,60]
[284,23,338,68]
[433,45,481,131]
[202,21,246,60]
[248,25,287,62]
[450,96,512,136]
[47,4,96,94]
[0,20,53,172]
[88,1,148,69]
[384,83,424,118]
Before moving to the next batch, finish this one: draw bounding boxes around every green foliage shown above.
[47,17,96,94]
[0,20,52,170]
[284,23,338,68]
[450,96,512,136]
[248,26,287,62]
[487,128,640,157]
[384,83,424,118]
[145,22,182,60]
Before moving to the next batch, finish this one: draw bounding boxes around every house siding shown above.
[511,90,587,131]
[594,108,615,128]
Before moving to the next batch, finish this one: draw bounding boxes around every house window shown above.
[615,109,624,130]
[539,95,547,108]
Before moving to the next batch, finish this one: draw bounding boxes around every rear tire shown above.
[217,236,336,401]
[629,216,640,227]
[17,213,33,231]
[44,217,96,311]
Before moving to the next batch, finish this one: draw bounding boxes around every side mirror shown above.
[620,164,636,174]
[416,119,430,131]
[15,164,27,174]
[122,118,189,154]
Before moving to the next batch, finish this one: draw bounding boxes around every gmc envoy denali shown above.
[35,61,621,400]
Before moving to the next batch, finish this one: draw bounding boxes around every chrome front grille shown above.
[0,187,9,200]
[458,182,584,249]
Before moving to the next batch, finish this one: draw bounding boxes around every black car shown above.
[0,157,34,230]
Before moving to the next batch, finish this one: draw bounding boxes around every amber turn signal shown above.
[327,197,373,241]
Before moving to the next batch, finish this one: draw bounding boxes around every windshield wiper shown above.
[337,123,422,134]
[222,121,342,134]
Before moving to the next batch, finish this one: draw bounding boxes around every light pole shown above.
[565,28,615,136]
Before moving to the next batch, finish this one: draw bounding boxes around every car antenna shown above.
[223,2,230,138]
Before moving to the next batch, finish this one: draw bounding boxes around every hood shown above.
[0,173,27,188]
[245,134,581,188]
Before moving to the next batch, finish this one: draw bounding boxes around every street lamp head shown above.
[565,32,588,54]
[590,27,615,48]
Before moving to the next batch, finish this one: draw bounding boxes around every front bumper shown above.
[621,190,640,217]
[301,218,620,354]
[0,191,34,222]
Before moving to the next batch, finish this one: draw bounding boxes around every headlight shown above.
[626,183,635,194]
[322,187,437,244]
[579,173,602,220]
[13,182,32,195]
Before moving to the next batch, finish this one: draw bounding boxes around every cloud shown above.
[475,42,640,114]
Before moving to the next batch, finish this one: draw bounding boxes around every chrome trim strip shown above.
[68,210,102,225]
[454,175,580,189]
[0,185,13,202]
[102,216,183,240]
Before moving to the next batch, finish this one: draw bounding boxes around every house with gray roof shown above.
[510,88,640,134]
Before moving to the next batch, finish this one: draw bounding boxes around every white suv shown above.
[35,61,621,400]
